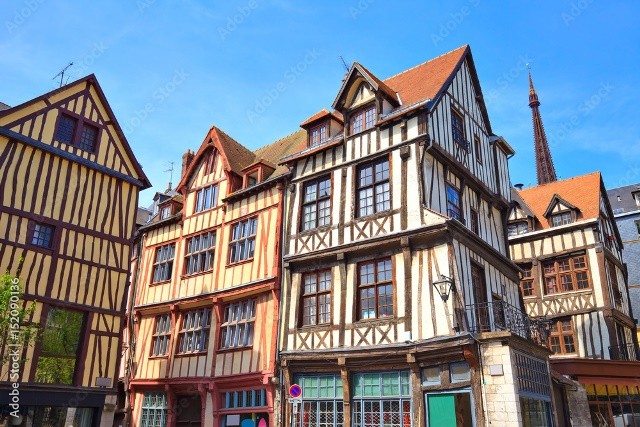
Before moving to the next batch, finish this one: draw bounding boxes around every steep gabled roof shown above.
[300,109,344,127]
[332,62,400,110]
[543,194,578,217]
[516,172,602,230]
[253,130,307,177]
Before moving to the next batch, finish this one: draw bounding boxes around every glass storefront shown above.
[587,384,640,427]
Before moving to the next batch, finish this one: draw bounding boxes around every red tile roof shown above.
[300,109,344,127]
[515,172,602,229]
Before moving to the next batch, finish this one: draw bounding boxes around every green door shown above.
[427,394,456,427]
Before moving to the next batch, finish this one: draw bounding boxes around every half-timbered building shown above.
[508,73,640,426]
[0,75,150,426]
[127,126,304,426]
[278,45,554,427]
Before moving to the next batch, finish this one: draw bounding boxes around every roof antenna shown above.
[53,62,74,88]
[339,56,350,72]
[164,161,174,192]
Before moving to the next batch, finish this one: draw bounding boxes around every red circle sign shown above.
[289,384,302,398]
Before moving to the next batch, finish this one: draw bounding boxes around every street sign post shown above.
[289,384,303,426]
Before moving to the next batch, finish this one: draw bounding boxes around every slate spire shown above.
[529,71,557,185]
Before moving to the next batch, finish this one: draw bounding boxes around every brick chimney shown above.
[181,149,194,178]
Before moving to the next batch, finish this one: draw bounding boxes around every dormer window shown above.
[310,124,327,147]
[350,105,376,136]
[244,169,259,188]
[633,191,640,207]
[508,221,528,236]
[160,205,172,220]
[551,212,572,227]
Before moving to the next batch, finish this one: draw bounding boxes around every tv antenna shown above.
[164,161,174,191]
[53,62,74,87]
[339,56,350,72]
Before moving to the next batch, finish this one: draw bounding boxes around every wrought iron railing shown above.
[609,343,640,361]
[465,300,550,347]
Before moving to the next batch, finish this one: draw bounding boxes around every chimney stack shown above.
[181,149,194,178]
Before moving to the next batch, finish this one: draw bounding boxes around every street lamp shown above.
[432,275,455,302]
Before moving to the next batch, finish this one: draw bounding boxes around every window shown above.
[204,151,217,175]
[151,243,175,283]
[194,184,218,213]
[31,223,54,248]
[247,175,257,187]
[446,183,462,222]
[184,231,216,275]
[160,205,171,220]
[356,157,390,217]
[352,371,411,427]
[520,265,535,297]
[78,123,98,151]
[301,176,331,231]
[508,221,529,236]
[296,374,344,427]
[451,109,466,148]
[55,114,77,144]
[310,124,328,146]
[421,367,440,386]
[543,254,590,294]
[176,308,211,354]
[140,392,168,427]
[608,261,622,306]
[551,211,572,227]
[35,307,84,385]
[636,220,640,236]
[350,105,376,135]
[301,270,332,326]
[228,217,257,263]
[474,135,482,164]
[633,191,640,207]
[549,319,576,354]
[358,258,393,320]
[220,299,256,349]
[151,314,171,357]
[450,362,470,382]
[470,209,479,235]
[222,389,267,409]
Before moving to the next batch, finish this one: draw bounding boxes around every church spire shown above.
[528,70,557,185]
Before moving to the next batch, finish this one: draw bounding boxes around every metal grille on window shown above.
[220,299,256,349]
[295,374,344,427]
[352,371,412,427]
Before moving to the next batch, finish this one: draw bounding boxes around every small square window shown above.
[55,114,77,145]
[421,366,440,386]
[450,361,470,382]
[32,223,54,248]
[79,123,98,152]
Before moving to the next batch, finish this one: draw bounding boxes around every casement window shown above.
[352,371,412,427]
[301,176,331,231]
[195,184,218,213]
[508,221,529,236]
[204,151,217,175]
[176,308,211,354]
[358,258,393,320]
[310,124,328,147]
[229,217,257,264]
[184,231,216,275]
[301,270,332,326]
[151,314,171,357]
[34,307,84,385]
[222,389,267,409]
[350,105,376,135]
[543,254,590,294]
[296,374,344,427]
[446,183,462,222]
[549,319,576,354]
[470,209,479,235]
[520,265,535,297]
[474,135,482,164]
[551,212,572,227]
[219,299,256,349]
[31,222,55,248]
[54,113,99,152]
[356,157,390,217]
[160,205,171,220]
[140,392,168,427]
[451,109,466,148]
[151,243,175,283]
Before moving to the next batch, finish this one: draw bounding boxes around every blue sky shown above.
[2,1,639,206]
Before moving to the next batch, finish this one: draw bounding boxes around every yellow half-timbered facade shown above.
[278,46,555,427]
[127,127,304,426]
[0,75,150,426]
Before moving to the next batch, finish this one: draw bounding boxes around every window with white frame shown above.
[195,184,218,213]
[151,244,175,283]
[176,308,211,354]
[160,205,172,220]
[551,211,572,227]
[228,217,257,263]
[508,221,529,236]
[151,314,171,357]
[352,371,412,427]
[184,231,216,275]
[140,392,168,427]
[296,374,344,427]
[220,299,256,349]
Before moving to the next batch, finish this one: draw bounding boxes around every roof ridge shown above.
[519,171,601,192]
[383,45,468,82]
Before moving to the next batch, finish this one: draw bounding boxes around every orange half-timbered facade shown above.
[0,75,150,426]
[127,127,304,426]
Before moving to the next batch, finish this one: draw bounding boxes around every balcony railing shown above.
[609,343,640,361]
[465,300,550,347]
